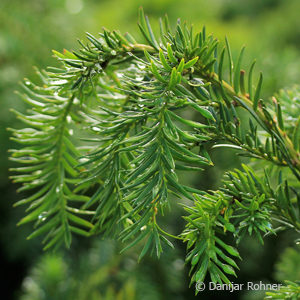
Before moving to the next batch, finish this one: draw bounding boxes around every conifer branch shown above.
[10,8,300,296]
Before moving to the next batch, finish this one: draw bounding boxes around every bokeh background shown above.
[1,0,300,299]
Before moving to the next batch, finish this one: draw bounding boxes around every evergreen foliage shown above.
[10,8,300,297]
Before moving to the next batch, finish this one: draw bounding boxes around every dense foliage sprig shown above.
[10,8,300,297]
[265,281,300,300]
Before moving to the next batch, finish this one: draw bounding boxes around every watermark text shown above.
[196,281,282,292]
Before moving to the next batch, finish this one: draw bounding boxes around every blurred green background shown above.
[1,0,300,299]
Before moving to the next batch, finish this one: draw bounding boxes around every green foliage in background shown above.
[274,247,300,283]
[9,7,300,299]
[19,240,185,300]
[20,241,138,300]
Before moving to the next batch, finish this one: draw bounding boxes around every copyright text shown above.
[196,281,282,292]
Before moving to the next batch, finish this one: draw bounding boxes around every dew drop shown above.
[38,212,47,222]
[135,75,144,81]
[92,126,101,132]
[79,158,88,163]
[94,63,102,72]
